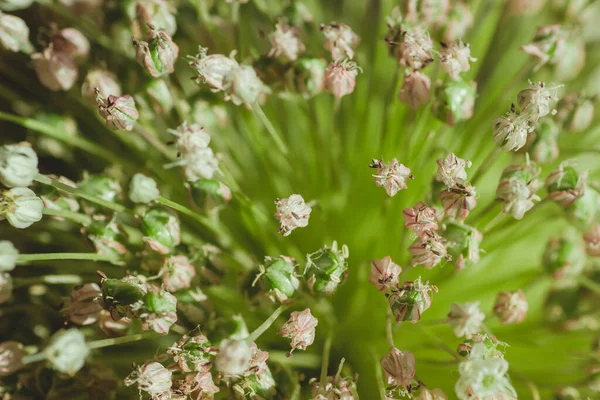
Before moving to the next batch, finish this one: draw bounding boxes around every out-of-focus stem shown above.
[17,252,119,264]
[14,275,83,287]
[251,102,289,155]
[87,332,158,349]
[580,276,600,295]
[42,208,92,226]
[372,349,387,399]
[386,308,395,350]
[246,305,287,343]
[269,351,321,368]
[471,147,501,186]
[320,333,333,385]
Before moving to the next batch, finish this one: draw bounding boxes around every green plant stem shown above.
[17,253,119,264]
[87,332,158,349]
[13,275,83,287]
[269,351,321,368]
[42,208,92,226]
[386,308,395,350]
[251,103,289,155]
[579,276,600,295]
[471,147,501,186]
[320,333,333,385]
[373,349,387,399]
[246,305,287,343]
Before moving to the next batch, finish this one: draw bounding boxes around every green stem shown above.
[373,348,387,399]
[386,308,395,350]
[251,103,289,155]
[155,196,226,242]
[580,276,600,295]
[87,332,158,349]
[320,333,333,385]
[269,351,321,368]
[13,275,83,287]
[471,147,501,186]
[42,208,92,226]
[246,305,287,343]
[17,252,119,264]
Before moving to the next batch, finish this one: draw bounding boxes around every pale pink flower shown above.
[439,41,476,80]
[189,48,239,91]
[321,23,359,61]
[176,371,219,398]
[380,347,415,388]
[396,27,434,70]
[436,153,471,188]
[447,302,485,338]
[31,46,78,91]
[274,194,312,236]
[439,183,477,220]
[278,308,318,353]
[370,158,413,197]
[96,92,139,131]
[403,201,438,237]
[269,23,305,61]
[243,343,269,376]
[369,256,402,292]
[409,232,448,269]
[497,176,541,220]
[324,61,360,99]
[163,255,196,292]
[52,27,90,61]
[66,283,103,325]
[584,225,600,257]
[125,361,172,398]
[493,290,528,324]
[398,70,431,108]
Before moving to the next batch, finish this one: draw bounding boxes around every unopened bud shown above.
[496,162,541,220]
[190,178,232,209]
[369,256,402,292]
[545,163,587,208]
[224,65,270,106]
[133,27,179,78]
[521,25,565,70]
[557,93,595,133]
[441,222,482,270]
[565,186,599,230]
[380,347,415,388]
[387,277,436,322]
[162,255,196,292]
[278,308,318,353]
[81,69,121,104]
[129,173,160,204]
[542,236,584,281]
[432,80,476,125]
[78,174,122,213]
[0,187,43,229]
[215,339,252,376]
[141,208,181,254]
[529,120,559,164]
[321,22,359,62]
[96,92,139,131]
[268,22,305,62]
[0,341,25,377]
[447,301,485,338]
[0,11,31,53]
[493,290,528,324]
[44,329,89,376]
[398,70,431,109]
[260,256,299,302]
[305,241,349,296]
[52,27,89,61]
[0,142,38,188]
[32,46,78,91]
[0,240,17,272]
[66,283,103,325]
[324,60,360,99]
[439,41,476,80]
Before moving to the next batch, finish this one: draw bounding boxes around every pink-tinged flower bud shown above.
[521,25,565,71]
[517,81,560,123]
[98,310,131,336]
[133,27,179,78]
[439,41,476,80]
[324,60,360,99]
[443,2,473,43]
[0,187,43,229]
[492,105,533,152]
[395,27,434,70]
[86,219,127,257]
[0,11,32,53]
[224,65,271,106]
[380,347,415,389]
[142,208,181,254]
[66,283,103,325]
[96,92,139,131]
[189,48,240,92]
[52,28,89,61]
[556,93,595,133]
[545,163,587,208]
[81,69,121,104]
[436,152,471,188]
[414,388,448,400]
[402,0,450,27]
[215,339,253,376]
[370,158,413,197]
[496,162,541,220]
[493,290,528,324]
[0,341,24,377]
[243,342,269,377]
[398,70,431,109]
[409,232,448,268]
[441,222,482,270]
[135,0,177,36]
[321,22,359,62]
[274,194,312,236]
[278,308,318,353]
[457,333,505,360]
[268,22,305,62]
[31,46,78,91]
[432,79,476,126]
[542,236,584,281]
[163,255,196,292]
[439,183,477,220]
[124,361,172,398]
[403,201,438,237]
[447,301,485,338]
[176,370,220,398]
[140,289,178,334]
[584,225,600,257]
[388,277,436,322]
[369,256,402,292]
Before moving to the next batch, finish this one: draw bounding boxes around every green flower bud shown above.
[144,290,177,314]
[141,208,181,254]
[557,93,595,133]
[260,256,299,302]
[0,240,18,272]
[457,333,505,359]
[129,173,159,204]
[140,289,178,334]
[44,329,89,376]
[134,27,179,78]
[440,222,482,270]
[86,218,128,257]
[565,186,599,230]
[101,276,146,313]
[545,164,587,208]
[294,58,326,98]
[544,287,581,323]
[387,277,436,323]
[190,178,232,209]
[432,80,476,126]
[554,35,585,82]
[305,241,349,296]
[542,236,585,282]
[235,368,277,399]
[78,174,122,213]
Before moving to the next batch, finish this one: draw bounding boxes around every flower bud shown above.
[493,290,528,324]
[439,41,476,80]
[44,329,89,376]
[96,92,139,131]
[0,341,25,376]
[135,0,177,34]
[403,201,438,238]
[305,241,349,296]
[0,187,43,229]
[141,289,178,333]
[31,46,78,91]
[521,25,565,70]
[409,232,448,268]
[190,178,232,209]
[443,2,473,43]
[167,334,217,372]
[163,255,196,292]
[52,28,89,61]
[189,48,239,91]
[294,58,326,98]
[268,22,305,62]
[321,22,359,62]
[224,65,270,106]
[0,11,31,52]
[370,158,413,197]
[324,60,360,99]
[101,276,147,317]
[432,79,476,125]
[557,94,594,133]
[542,236,584,281]
[66,283,103,325]
[86,218,127,256]
[215,339,253,376]
[81,69,121,104]
[78,174,122,212]
[583,225,600,257]
[457,333,505,360]
[398,70,431,109]
[124,361,172,397]
[565,186,599,230]
[0,240,17,272]
[369,256,402,292]
[545,163,587,208]
[170,121,210,154]
[274,194,312,236]
[441,222,482,270]
[396,27,434,70]
[129,173,159,204]
[496,162,541,220]
[517,81,560,123]
[436,153,471,188]
[447,301,485,338]
[0,273,12,303]
[414,388,448,400]
[554,35,585,82]
[380,347,415,388]
[529,121,559,164]
[439,183,477,220]
[387,277,436,322]
[492,106,533,151]
[278,308,318,353]
[133,27,179,78]
[0,142,39,188]
[260,255,300,302]
[141,208,181,254]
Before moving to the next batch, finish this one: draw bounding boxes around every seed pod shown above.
[557,94,595,133]
[439,183,477,221]
[96,92,139,131]
[0,142,38,188]
[44,329,89,376]
[565,186,599,231]
[0,241,17,272]
[133,27,179,78]
[542,236,585,282]
[528,120,559,164]
[398,70,431,109]
[0,11,31,53]
[167,334,217,372]
[521,25,565,70]
[101,276,146,317]
[493,290,528,324]
[236,367,276,399]
[190,178,232,210]
[440,221,482,270]
[305,241,349,296]
[141,208,181,254]
[260,255,299,302]
[387,277,436,322]
[0,187,43,229]
[31,46,78,91]
[380,347,415,388]
[492,106,533,152]
[545,163,587,208]
[432,79,476,126]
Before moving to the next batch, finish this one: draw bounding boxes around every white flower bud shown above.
[182,147,219,181]
[278,308,318,352]
[274,194,312,236]
[447,302,485,338]
[52,28,90,61]
[0,11,31,52]
[215,339,253,376]
[492,106,533,152]
[129,173,160,204]
[125,361,173,397]
[321,22,359,62]
[324,61,360,99]
[380,347,415,388]
[0,142,39,188]
[436,152,471,188]
[269,23,305,62]
[44,329,89,376]
[493,290,528,324]
[455,357,517,400]
[439,41,476,80]
[0,273,12,303]
[31,46,78,91]
[370,158,413,197]
[0,240,18,272]
[81,69,121,104]
[0,341,25,377]
[1,187,43,229]
[189,49,240,92]
[224,65,270,106]
[398,70,431,109]
[517,81,560,123]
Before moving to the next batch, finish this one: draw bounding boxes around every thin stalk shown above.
[386,308,395,350]
[155,196,227,242]
[269,351,321,368]
[246,305,287,343]
[42,207,92,226]
[17,253,119,264]
[134,125,175,161]
[579,276,600,295]
[320,333,333,385]
[373,348,387,399]
[251,102,289,155]
[482,212,506,234]
[87,332,158,349]
[13,275,83,287]
[471,147,501,186]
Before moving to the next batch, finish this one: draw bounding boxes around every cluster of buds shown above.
[496,160,542,220]
[320,23,361,99]
[387,277,437,323]
[166,122,220,182]
[370,158,413,197]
